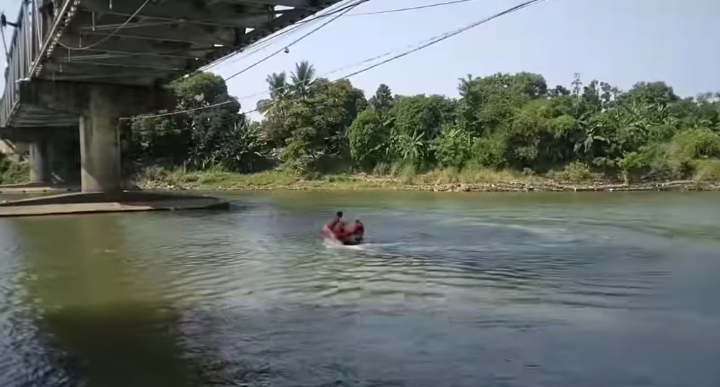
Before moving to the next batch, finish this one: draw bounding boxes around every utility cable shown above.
[127,0,546,122]
[223,0,369,82]
[57,0,151,51]
[348,0,477,16]
[121,99,237,121]
[234,0,545,106]
[201,0,355,72]
[209,0,481,73]
[340,0,544,80]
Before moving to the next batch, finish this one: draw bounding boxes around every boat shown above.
[321,219,365,245]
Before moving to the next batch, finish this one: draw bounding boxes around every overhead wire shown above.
[237,0,547,114]
[347,0,478,16]
[231,42,419,102]
[223,0,370,82]
[208,0,482,73]
[201,0,354,72]
[202,0,352,72]
[120,99,237,121]
[56,0,151,51]
[340,0,545,79]
[127,0,547,123]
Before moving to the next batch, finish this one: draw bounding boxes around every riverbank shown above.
[135,168,720,193]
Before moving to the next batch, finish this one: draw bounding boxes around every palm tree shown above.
[267,72,289,99]
[457,74,474,98]
[290,61,317,99]
[257,72,289,115]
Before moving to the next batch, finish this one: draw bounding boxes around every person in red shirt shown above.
[336,219,363,242]
[322,211,344,240]
[349,218,364,244]
[354,219,364,234]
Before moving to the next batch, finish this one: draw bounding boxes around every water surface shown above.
[1,191,719,387]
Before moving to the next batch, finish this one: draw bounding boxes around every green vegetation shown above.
[122,62,720,190]
[0,153,29,185]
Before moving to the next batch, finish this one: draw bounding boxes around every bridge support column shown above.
[17,80,172,192]
[28,138,50,184]
[79,86,121,193]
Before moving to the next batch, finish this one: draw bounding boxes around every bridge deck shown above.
[1,0,342,128]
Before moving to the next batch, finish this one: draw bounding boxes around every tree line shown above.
[122,61,720,183]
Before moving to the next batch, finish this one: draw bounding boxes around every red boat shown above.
[321,219,365,245]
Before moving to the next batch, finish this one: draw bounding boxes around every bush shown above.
[433,125,472,169]
[552,161,591,182]
[469,133,507,169]
[670,127,720,160]
[692,159,720,181]
[0,154,29,185]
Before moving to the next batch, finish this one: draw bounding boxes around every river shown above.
[0,191,719,387]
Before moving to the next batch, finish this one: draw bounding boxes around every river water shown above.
[0,191,719,387]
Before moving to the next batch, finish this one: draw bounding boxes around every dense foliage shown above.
[0,153,29,184]
[123,62,720,183]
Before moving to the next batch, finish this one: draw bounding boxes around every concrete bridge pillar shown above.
[79,86,121,193]
[28,138,50,184]
[17,80,172,193]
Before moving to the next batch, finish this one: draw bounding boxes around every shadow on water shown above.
[2,214,239,387]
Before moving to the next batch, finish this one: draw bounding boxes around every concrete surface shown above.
[0,185,79,194]
[79,85,122,193]
[0,191,229,217]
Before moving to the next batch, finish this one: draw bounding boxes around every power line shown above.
[201,25,300,72]
[127,0,546,122]
[122,99,237,121]
[124,50,378,120]
[223,0,369,82]
[233,0,545,105]
[231,48,402,101]
[57,0,151,51]
[209,0,481,73]
[202,0,355,72]
[341,0,545,79]
[348,0,477,16]
[242,0,546,115]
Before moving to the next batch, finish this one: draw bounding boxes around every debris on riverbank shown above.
[136,170,720,193]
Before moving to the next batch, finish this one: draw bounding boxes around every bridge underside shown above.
[0,0,343,196]
[3,0,342,128]
[11,105,78,128]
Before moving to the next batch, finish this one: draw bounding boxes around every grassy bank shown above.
[136,166,720,193]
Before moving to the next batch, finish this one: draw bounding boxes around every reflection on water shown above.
[1,191,720,386]
[0,216,236,387]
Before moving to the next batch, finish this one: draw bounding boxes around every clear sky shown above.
[1,0,718,117]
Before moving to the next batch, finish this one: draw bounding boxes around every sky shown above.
[1,0,719,118]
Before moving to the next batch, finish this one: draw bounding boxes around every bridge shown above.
[0,0,341,192]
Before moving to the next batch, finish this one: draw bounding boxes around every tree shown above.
[257,72,290,116]
[277,78,367,174]
[290,61,317,99]
[124,72,260,173]
[369,84,394,112]
[123,62,720,185]
[348,108,390,171]
[389,94,456,170]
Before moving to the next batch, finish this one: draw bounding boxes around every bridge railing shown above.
[1,0,70,128]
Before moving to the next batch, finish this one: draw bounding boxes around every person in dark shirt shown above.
[326,211,343,231]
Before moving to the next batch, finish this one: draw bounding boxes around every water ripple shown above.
[0,192,719,386]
